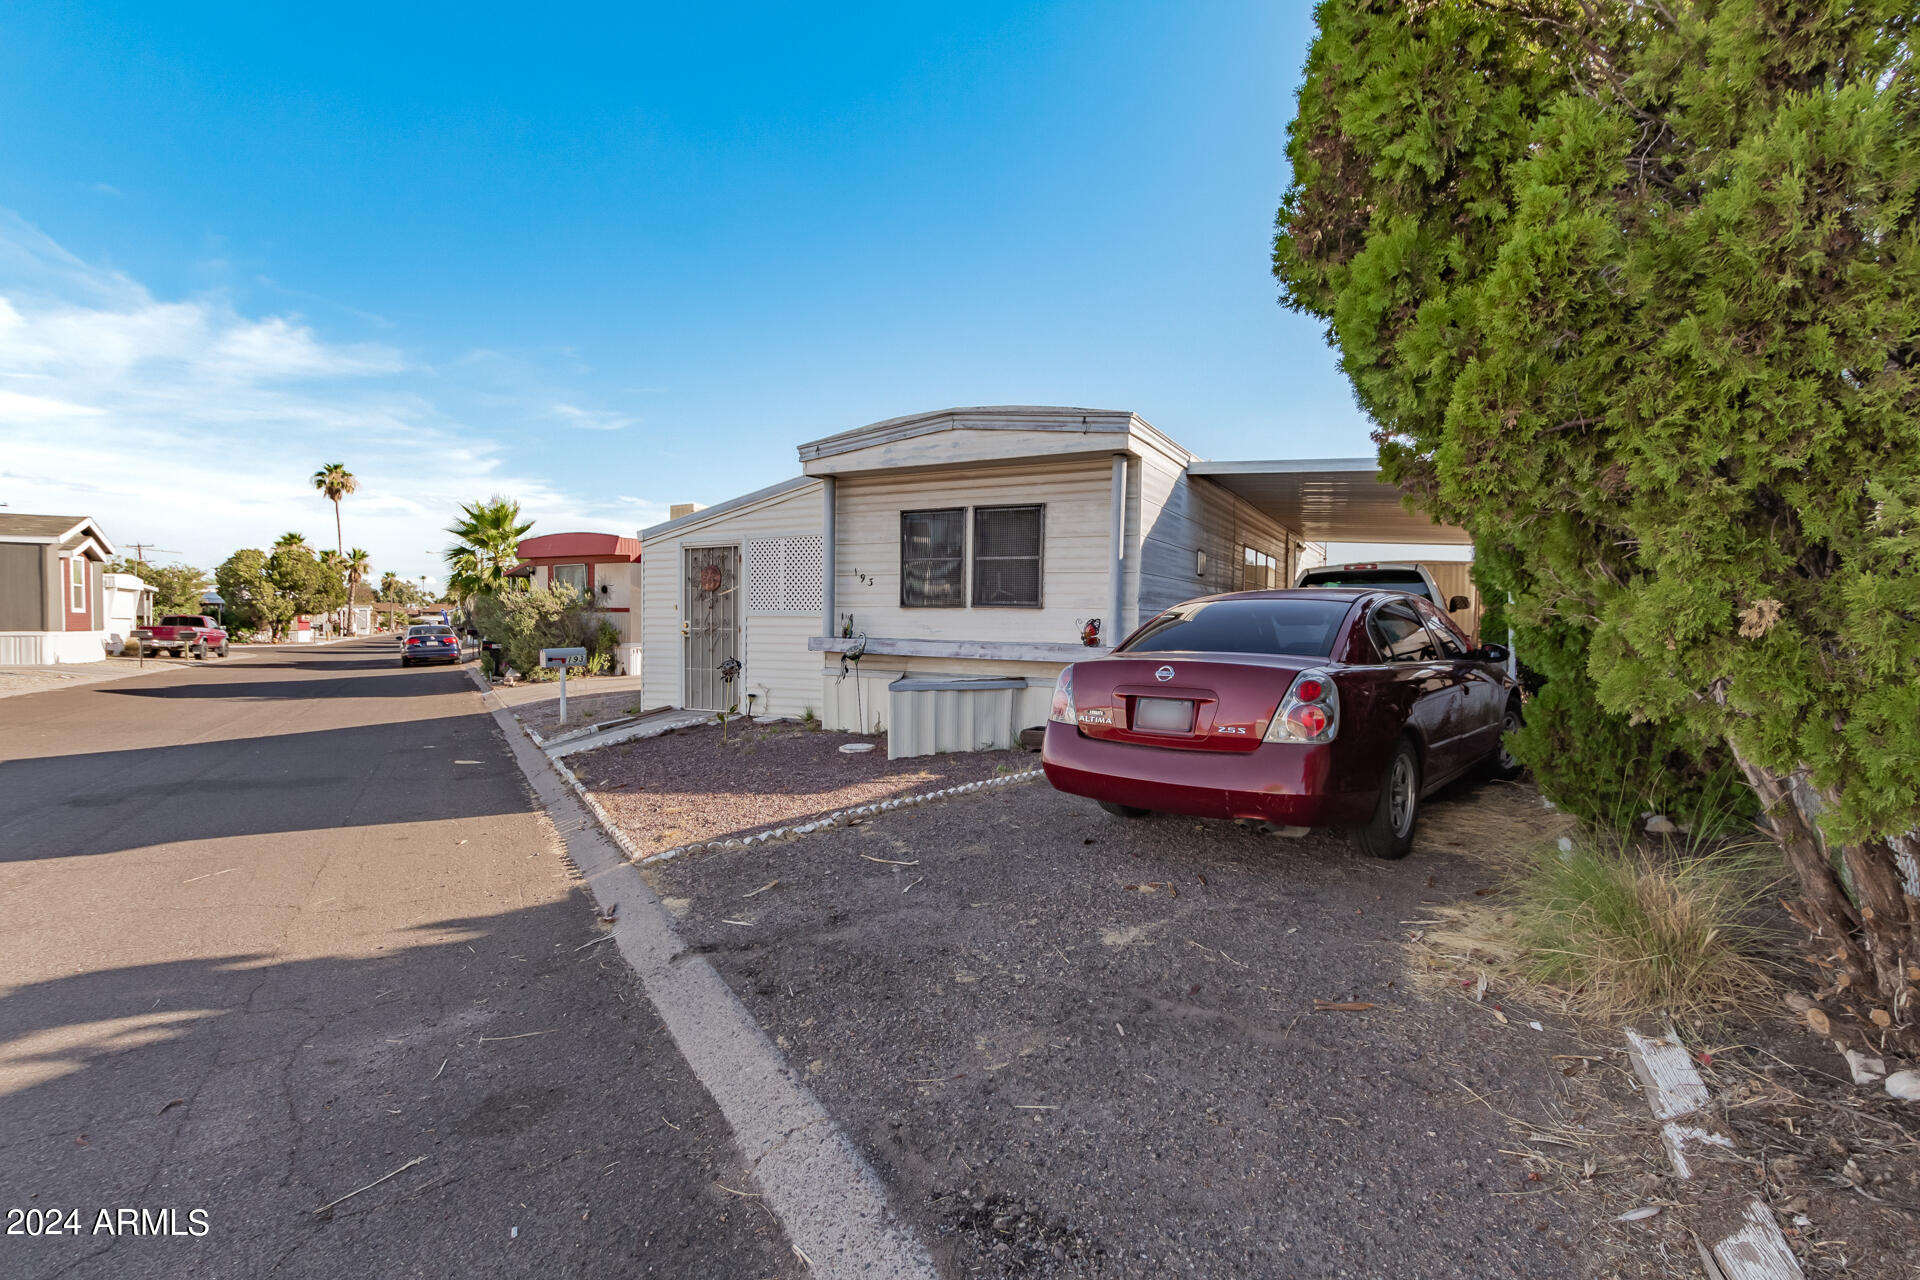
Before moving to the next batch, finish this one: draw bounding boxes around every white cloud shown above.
[551,402,634,432]
[0,213,666,578]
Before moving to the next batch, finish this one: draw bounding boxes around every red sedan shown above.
[1040,589,1520,859]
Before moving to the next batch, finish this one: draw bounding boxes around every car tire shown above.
[1489,698,1525,780]
[1352,738,1420,860]
[1098,801,1151,819]
[216,641,229,658]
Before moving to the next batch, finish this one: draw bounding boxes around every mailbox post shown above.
[538,647,588,724]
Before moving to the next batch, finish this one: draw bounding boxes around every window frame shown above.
[550,563,590,597]
[1413,598,1469,657]
[969,503,1045,609]
[1241,545,1278,591]
[69,557,87,614]
[899,507,968,609]
[1368,598,1438,663]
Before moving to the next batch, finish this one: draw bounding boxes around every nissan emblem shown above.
[1155,665,1175,683]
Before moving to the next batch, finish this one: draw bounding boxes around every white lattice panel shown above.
[745,540,784,613]
[783,534,824,613]
[745,535,825,614]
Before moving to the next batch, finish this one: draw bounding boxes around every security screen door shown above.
[683,545,739,711]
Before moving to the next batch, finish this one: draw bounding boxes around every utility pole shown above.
[123,543,179,565]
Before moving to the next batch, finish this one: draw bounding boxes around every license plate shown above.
[1134,697,1194,733]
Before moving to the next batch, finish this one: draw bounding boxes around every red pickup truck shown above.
[131,615,229,658]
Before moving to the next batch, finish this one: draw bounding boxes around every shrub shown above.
[1272,3,1920,1010]
[472,583,593,675]
[1474,542,1755,838]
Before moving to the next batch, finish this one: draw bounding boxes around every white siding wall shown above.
[639,481,824,716]
[1135,453,1297,620]
[831,459,1114,647]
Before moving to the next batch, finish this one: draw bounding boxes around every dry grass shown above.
[1418,837,1785,1025]
[1409,784,1785,1025]
[1511,840,1783,1021]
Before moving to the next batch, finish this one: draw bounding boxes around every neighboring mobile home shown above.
[512,531,645,674]
[639,407,1468,754]
[0,514,119,664]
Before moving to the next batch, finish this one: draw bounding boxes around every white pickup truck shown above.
[1294,561,1483,638]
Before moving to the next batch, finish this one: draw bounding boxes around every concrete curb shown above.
[1622,1026,1804,1279]
[467,664,939,1278]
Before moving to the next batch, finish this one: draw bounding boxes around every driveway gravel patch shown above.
[645,776,1593,1278]
[571,722,1030,856]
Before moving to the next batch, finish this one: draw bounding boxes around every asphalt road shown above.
[0,642,793,1279]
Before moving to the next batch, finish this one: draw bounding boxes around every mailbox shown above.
[538,647,587,670]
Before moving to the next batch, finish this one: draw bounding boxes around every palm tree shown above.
[345,548,371,602]
[311,463,357,556]
[379,571,402,601]
[275,531,309,550]
[444,497,533,601]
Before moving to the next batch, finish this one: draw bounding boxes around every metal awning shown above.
[1186,458,1470,546]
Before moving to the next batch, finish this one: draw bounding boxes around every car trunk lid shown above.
[1069,654,1305,752]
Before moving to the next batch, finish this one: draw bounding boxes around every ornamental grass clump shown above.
[1509,839,1780,1023]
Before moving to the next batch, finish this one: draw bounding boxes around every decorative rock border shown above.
[1622,1026,1804,1279]
[620,769,1046,865]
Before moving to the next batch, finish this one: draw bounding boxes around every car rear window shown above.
[1296,569,1432,600]
[1120,598,1351,658]
[159,615,204,627]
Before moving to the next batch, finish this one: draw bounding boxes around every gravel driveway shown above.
[644,775,1594,1278]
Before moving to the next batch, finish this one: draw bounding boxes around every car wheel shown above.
[1490,698,1525,780]
[216,641,229,658]
[1352,738,1420,860]
[1098,801,1151,819]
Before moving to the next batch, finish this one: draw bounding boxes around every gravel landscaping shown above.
[568,721,1032,855]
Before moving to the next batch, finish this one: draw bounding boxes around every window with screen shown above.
[971,504,1044,608]
[1120,597,1350,657]
[551,563,589,596]
[1370,600,1437,661]
[901,509,965,607]
[1241,546,1277,591]
[69,558,86,612]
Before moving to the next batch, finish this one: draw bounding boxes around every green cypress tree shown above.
[1275,2,1920,1015]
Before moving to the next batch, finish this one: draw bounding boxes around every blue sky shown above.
[0,1,1369,581]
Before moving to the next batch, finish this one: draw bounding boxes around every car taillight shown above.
[1264,668,1339,744]
[407,637,422,645]
[1048,666,1076,724]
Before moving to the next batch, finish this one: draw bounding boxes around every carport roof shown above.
[1188,458,1470,546]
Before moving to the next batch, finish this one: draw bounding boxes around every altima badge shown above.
[1155,665,1175,682]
